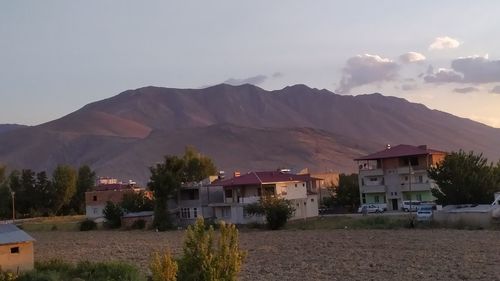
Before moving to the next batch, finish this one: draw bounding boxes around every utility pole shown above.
[11,191,15,221]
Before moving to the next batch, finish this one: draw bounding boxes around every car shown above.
[401,200,421,212]
[357,204,385,213]
[416,205,433,221]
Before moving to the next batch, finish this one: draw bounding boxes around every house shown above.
[0,224,35,273]
[121,211,155,229]
[85,178,151,219]
[210,170,320,224]
[355,144,446,211]
[177,176,224,226]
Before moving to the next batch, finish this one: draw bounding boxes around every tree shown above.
[150,250,178,281]
[177,218,245,281]
[52,165,77,214]
[34,171,55,215]
[70,165,96,214]
[245,197,295,230]
[0,166,12,219]
[333,173,360,212]
[429,150,498,205]
[121,191,154,213]
[103,201,123,229]
[148,147,217,231]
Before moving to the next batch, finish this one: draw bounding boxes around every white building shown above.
[210,171,320,224]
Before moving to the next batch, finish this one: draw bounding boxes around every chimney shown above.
[233,171,241,177]
[386,144,391,150]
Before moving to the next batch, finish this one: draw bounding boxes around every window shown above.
[416,194,422,201]
[369,177,378,182]
[362,193,366,204]
[295,184,297,187]
[225,189,232,198]
[418,175,423,183]
[181,208,190,219]
[93,196,97,201]
[93,208,98,214]
[222,207,230,218]
[374,195,380,203]
[311,198,314,202]
[302,183,305,187]
[193,208,198,218]
[11,247,19,254]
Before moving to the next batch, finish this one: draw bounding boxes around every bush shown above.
[245,197,295,230]
[103,201,123,229]
[80,219,97,231]
[177,217,245,281]
[131,219,146,230]
[0,267,17,281]
[150,250,178,281]
[18,260,144,281]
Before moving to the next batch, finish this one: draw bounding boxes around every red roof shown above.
[355,144,446,161]
[213,171,319,187]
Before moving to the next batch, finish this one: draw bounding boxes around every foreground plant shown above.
[150,250,178,281]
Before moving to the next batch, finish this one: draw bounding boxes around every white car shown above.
[357,204,385,213]
[401,200,421,212]
[416,206,433,221]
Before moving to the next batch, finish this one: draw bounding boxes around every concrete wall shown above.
[0,242,34,273]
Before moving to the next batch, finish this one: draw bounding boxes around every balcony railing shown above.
[360,184,386,193]
[399,182,432,192]
[397,166,427,175]
[359,168,384,177]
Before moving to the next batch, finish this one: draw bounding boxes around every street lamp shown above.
[11,191,15,221]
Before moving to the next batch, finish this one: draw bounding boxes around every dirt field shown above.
[31,229,499,281]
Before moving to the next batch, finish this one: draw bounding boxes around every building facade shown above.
[0,224,35,273]
[210,171,320,224]
[355,144,446,211]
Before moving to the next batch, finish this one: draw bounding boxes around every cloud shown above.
[451,55,500,83]
[423,68,463,83]
[337,54,399,93]
[453,87,479,94]
[224,75,268,86]
[429,36,460,50]
[490,85,500,94]
[424,55,500,84]
[399,52,426,64]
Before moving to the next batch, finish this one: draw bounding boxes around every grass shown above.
[286,215,411,230]
[17,215,85,232]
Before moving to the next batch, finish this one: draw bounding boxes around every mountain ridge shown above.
[1,84,499,184]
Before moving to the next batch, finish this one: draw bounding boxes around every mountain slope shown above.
[1,84,499,183]
[0,124,27,134]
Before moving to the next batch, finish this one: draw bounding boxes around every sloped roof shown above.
[0,224,35,245]
[355,144,446,161]
[214,171,320,187]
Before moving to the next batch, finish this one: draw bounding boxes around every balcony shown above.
[399,182,432,192]
[397,166,427,175]
[224,196,260,205]
[359,168,384,177]
[361,185,386,193]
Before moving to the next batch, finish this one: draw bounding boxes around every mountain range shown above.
[1,83,500,184]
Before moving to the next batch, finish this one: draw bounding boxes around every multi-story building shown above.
[210,170,320,224]
[355,144,446,211]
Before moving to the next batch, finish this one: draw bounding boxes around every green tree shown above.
[148,147,216,231]
[121,191,154,213]
[0,166,12,219]
[34,171,55,215]
[178,218,245,281]
[245,197,295,230]
[70,165,96,214]
[429,150,498,205]
[52,165,77,214]
[333,173,360,212]
[103,201,123,229]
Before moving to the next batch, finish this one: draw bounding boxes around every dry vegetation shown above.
[31,228,499,281]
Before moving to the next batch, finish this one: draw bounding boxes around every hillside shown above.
[1,84,500,184]
[0,124,27,134]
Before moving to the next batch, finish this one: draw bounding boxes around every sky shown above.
[1,1,500,127]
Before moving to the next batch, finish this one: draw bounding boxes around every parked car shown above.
[357,204,385,213]
[401,200,421,212]
[416,205,433,221]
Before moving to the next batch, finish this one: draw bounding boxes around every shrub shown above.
[103,201,123,229]
[80,219,97,231]
[150,250,178,281]
[0,267,17,281]
[19,260,144,281]
[131,219,146,230]
[245,197,295,230]
[177,217,245,281]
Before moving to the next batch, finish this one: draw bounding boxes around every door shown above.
[392,199,398,211]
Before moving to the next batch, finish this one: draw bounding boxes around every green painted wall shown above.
[362,193,386,204]
[402,191,435,202]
